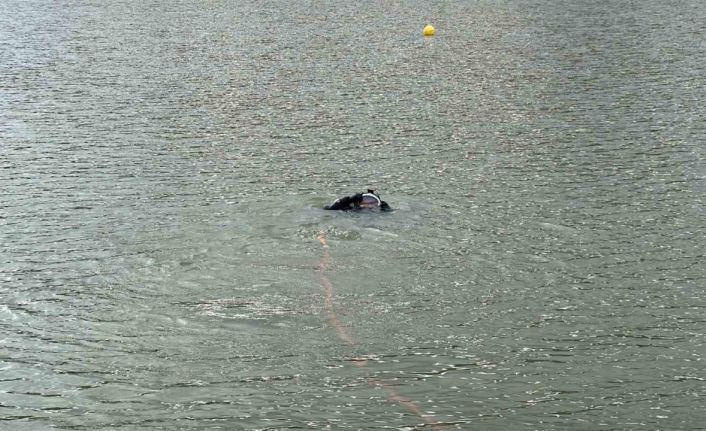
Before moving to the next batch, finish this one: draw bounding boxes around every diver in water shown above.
[324,189,391,211]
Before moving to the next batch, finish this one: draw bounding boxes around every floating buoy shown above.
[423,24,435,37]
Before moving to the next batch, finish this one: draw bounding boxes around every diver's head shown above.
[359,190,382,209]
[323,189,391,211]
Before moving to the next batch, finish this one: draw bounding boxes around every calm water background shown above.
[2,0,705,429]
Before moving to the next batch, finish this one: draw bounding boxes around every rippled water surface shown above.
[2,0,705,429]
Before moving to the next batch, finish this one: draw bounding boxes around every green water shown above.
[1,0,704,429]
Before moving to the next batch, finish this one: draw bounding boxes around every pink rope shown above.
[317,231,443,430]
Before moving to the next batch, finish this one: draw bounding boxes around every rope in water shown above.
[317,231,443,430]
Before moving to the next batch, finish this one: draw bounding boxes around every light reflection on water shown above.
[1,0,705,429]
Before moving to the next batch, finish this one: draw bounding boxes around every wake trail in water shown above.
[317,231,444,430]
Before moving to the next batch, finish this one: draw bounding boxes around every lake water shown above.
[1,0,705,429]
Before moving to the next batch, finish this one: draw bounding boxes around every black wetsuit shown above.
[324,190,391,211]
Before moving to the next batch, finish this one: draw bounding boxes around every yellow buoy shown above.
[423,24,435,37]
